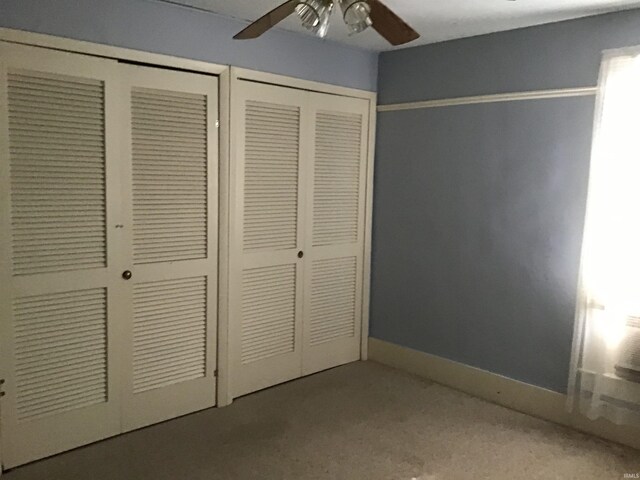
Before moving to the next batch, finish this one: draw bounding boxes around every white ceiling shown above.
[159,0,640,51]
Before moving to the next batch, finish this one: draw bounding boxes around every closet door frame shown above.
[222,67,376,403]
[0,31,228,472]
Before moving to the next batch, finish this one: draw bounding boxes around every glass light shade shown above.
[296,0,334,38]
[338,0,372,34]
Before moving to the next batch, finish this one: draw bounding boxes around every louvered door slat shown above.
[8,71,107,275]
[312,111,363,247]
[132,277,207,393]
[309,257,357,345]
[13,288,107,421]
[243,100,300,251]
[132,87,208,264]
[241,265,296,364]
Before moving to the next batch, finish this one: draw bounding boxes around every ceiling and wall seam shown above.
[152,0,640,51]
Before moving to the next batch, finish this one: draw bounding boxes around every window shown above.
[569,48,640,426]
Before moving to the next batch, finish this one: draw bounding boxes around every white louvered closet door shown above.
[118,65,218,431]
[301,93,369,375]
[0,44,123,468]
[229,81,309,397]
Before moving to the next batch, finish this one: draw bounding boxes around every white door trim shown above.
[216,69,233,408]
[360,92,377,361]
[0,28,226,76]
[230,67,376,100]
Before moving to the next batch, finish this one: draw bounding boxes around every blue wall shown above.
[378,9,640,104]
[0,0,378,91]
[372,9,640,393]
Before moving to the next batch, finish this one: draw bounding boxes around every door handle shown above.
[297,251,304,259]
[122,270,132,280]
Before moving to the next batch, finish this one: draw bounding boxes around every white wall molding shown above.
[231,67,376,100]
[368,338,640,451]
[377,87,597,112]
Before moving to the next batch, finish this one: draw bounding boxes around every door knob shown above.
[122,270,132,280]
[297,251,304,258]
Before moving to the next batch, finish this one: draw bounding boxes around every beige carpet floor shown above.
[4,361,639,479]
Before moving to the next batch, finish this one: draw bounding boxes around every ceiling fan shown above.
[233,0,420,46]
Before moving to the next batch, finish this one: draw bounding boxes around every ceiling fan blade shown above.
[234,0,299,40]
[367,0,420,46]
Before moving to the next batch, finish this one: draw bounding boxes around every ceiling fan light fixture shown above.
[233,0,420,46]
[295,0,334,38]
[338,0,372,34]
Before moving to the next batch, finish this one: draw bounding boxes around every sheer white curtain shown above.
[568,47,640,426]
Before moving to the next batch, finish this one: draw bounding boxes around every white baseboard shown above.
[368,337,640,451]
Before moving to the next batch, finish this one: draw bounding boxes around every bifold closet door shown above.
[0,44,123,468]
[229,81,308,397]
[118,64,218,431]
[0,45,219,467]
[229,80,371,398]
[301,93,369,375]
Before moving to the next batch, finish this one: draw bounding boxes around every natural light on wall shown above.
[569,47,640,426]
